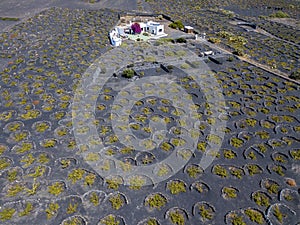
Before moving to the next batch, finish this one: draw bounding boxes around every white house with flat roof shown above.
[110,20,167,46]
[140,21,165,36]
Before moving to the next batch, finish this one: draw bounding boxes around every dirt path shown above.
[196,39,300,85]
[255,27,299,47]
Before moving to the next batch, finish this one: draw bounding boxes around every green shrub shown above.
[245,209,264,224]
[253,192,270,207]
[273,205,285,223]
[213,165,228,178]
[233,48,245,56]
[176,37,186,43]
[270,11,289,18]
[169,210,185,225]
[208,37,221,44]
[145,193,167,209]
[109,194,124,210]
[122,69,135,78]
[223,187,237,198]
[169,20,184,30]
[0,208,16,221]
[199,204,214,221]
[167,180,186,194]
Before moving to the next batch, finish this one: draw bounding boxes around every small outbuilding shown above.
[184,26,194,34]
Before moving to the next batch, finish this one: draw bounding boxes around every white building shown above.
[140,21,165,36]
[109,28,122,47]
[110,20,167,46]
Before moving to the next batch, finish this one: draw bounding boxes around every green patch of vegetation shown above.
[0,158,10,170]
[233,48,245,56]
[0,145,7,155]
[265,181,279,194]
[28,165,46,178]
[230,137,244,148]
[19,202,33,217]
[160,142,173,151]
[223,187,238,199]
[120,146,134,154]
[106,177,123,190]
[7,169,18,182]
[145,193,167,210]
[100,214,120,225]
[25,179,40,196]
[89,192,100,206]
[144,56,157,62]
[157,164,170,176]
[246,164,261,176]
[6,183,24,196]
[245,209,264,224]
[283,192,293,201]
[217,31,247,47]
[0,208,16,221]
[38,153,50,164]
[156,38,174,45]
[62,217,83,225]
[290,149,300,160]
[207,134,222,145]
[177,149,192,160]
[130,123,140,130]
[245,118,257,127]
[168,20,184,30]
[68,168,85,184]
[257,143,267,153]
[129,176,146,190]
[247,151,257,160]
[15,142,33,154]
[122,69,135,78]
[45,203,59,220]
[273,205,286,223]
[208,37,221,44]
[84,173,96,186]
[197,141,207,152]
[20,109,40,120]
[34,122,50,133]
[41,139,57,148]
[60,159,71,169]
[84,152,100,161]
[255,131,270,139]
[119,161,132,172]
[223,149,236,159]
[186,165,202,178]
[229,213,246,225]
[270,11,289,18]
[109,194,124,210]
[253,192,270,207]
[167,180,186,194]
[199,204,214,221]
[229,167,243,179]
[169,210,185,225]
[48,182,64,196]
[145,218,159,225]
[193,182,207,193]
[272,165,285,176]
[213,165,228,178]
